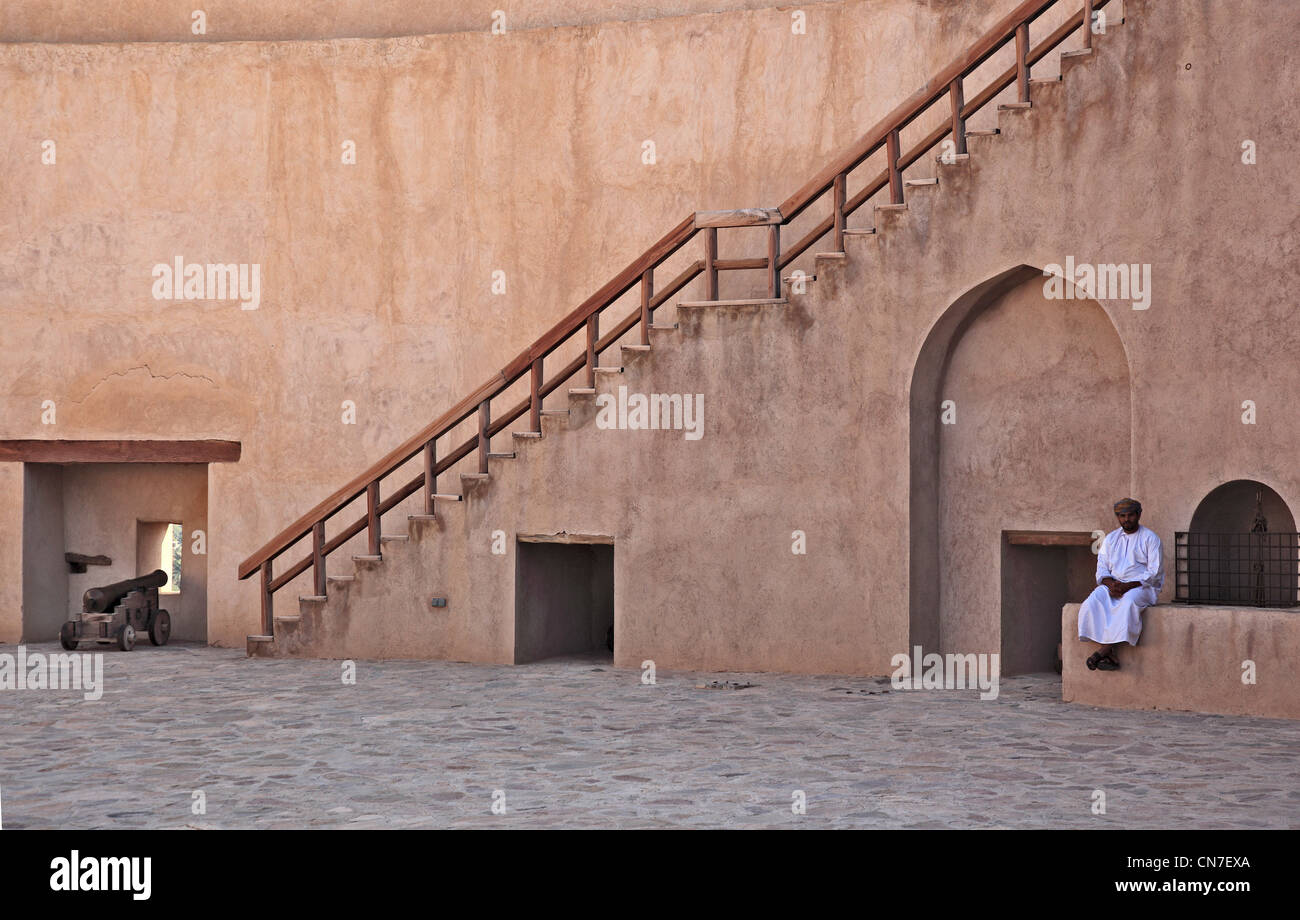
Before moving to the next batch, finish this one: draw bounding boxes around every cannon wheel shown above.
[60,621,78,651]
[149,609,171,646]
[117,623,136,652]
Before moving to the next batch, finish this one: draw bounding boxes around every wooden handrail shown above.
[239,0,1109,601]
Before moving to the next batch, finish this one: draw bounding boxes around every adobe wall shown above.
[3,0,843,42]
[0,1,1027,646]
[285,0,1300,675]
[1063,603,1300,719]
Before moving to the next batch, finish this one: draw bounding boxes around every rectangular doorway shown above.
[1000,531,1096,674]
[514,537,614,664]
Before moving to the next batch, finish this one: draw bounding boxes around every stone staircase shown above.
[244,0,1133,661]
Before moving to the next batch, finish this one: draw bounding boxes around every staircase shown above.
[240,0,1129,659]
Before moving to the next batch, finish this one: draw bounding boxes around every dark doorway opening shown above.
[514,539,614,663]
[1000,532,1097,675]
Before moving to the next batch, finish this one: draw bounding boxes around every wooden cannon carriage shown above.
[60,569,172,651]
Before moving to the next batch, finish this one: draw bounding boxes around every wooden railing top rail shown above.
[780,0,1103,220]
[238,0,1107,583]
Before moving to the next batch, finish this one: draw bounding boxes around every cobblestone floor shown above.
[1,642,1297,829]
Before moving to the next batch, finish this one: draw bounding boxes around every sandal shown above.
[1095,654,1120,671]
[1086,651,1105,670]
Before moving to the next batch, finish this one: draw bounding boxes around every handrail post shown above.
[586,314,599,386]
[1016,22,1030,103]
[832,173,846,252]
[260,560,273,635]
[423,438,436,516]
[477,400,490,474]
[949,77,967,155]
[312,520,326,596]
[530,357,542,432]
[767,224,781,298]
[704,227,718,301]
[886,129,903,205]
[366,481,380,555]
[1083,0,1094,50]
[640,268,653,345]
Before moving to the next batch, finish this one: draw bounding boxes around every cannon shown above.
[60,569,172,651]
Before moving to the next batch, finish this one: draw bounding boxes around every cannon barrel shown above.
[82,569,168,613]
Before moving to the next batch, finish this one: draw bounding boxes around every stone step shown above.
[815,251,846,260]
[461,472,491,480]
[593,366,624,375]
[407,514,437,522]
[649,323,679,331]
[379,534,408,543]
[782,274,817,284]
[621,344,651,353]
[876,203,908,212]
[904,177,938,187]
[429,493,463,502]
[488,451,517,459]
[327,575,356,583]
[1031,75,1062,85]
[540,408,570,416]
[843,228,877,236]
[512,431,543,440]
[936,153,970,164]
[568,387,597,396]
[679,298,786,308]
[298,596,326,603]
[966,128,1000,137]
[352,555,382,563]
[1061,48,1094,60]
[276,615,302,624]
[998,101,1032,111]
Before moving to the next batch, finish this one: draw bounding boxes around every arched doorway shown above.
[1178,480,1299,607]
[909,266,1132,667]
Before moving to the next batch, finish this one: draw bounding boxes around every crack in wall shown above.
[68,364,218,405]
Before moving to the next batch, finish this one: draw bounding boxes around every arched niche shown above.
[909,265,1132,658]
[1179,480,1298,607]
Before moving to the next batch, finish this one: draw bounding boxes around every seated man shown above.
[1078,498,1164,671]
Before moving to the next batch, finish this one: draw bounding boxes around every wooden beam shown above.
[886,129,903,205]
[312,520,327,597]
[704,227,718,300]
[949,77,967,156]
[767,224,781,298]
[832,173,846,252]
[693,208,782,228]
[0,439,241,463]
[1016,22,1030,103]
[260,561,274,635]
[640,269,653,346]
[529,357,542,432]
[1005,530,1096,546]
[366,481,380,557]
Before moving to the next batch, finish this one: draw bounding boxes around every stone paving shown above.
[1,641,1297,829]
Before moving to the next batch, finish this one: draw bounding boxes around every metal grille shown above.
[1175,532,1300,608]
